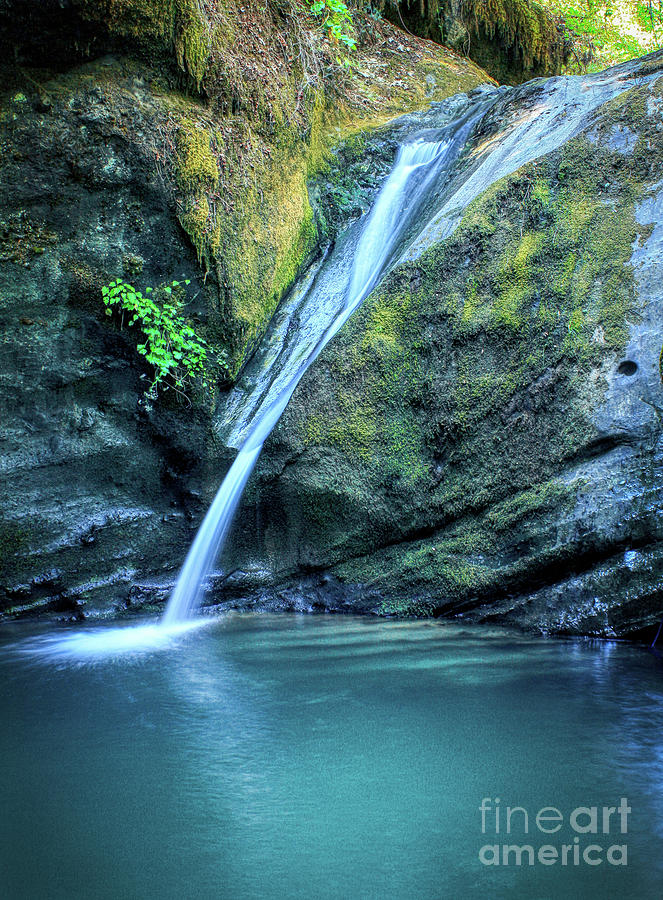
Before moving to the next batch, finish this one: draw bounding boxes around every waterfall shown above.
[16,56,658,658]
[162,126,479,623]
[163,57,662,624]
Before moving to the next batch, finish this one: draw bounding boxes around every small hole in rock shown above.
[617,360,638,376]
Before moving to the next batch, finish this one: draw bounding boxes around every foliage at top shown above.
[540,0,663,70]
[308,0,357,63]
[375,0,660,81]
[102,278,227,400]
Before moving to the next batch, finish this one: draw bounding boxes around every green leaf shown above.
[101,273,221,401]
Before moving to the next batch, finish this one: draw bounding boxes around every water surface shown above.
[1,615,661,899]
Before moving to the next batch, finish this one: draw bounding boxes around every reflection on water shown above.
[0,614,662,899]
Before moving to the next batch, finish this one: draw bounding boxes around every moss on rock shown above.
[175,126,219,192]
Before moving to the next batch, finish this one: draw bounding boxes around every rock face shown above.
[0,2,489,618]
[0,60,213,618]
[219,61,663,639]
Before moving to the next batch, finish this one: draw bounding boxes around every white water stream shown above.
[163,136,465,623]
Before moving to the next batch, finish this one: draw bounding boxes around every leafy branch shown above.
[308,0,357,62]
[102,278,226,399]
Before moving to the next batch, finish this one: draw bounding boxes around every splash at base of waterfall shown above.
[10,618,212,663]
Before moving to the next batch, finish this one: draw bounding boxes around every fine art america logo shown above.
[478,797,630,867]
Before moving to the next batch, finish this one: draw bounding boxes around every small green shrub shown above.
[309,0,357,61]
[102,277,226,398]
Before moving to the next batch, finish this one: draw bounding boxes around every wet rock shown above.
[0,58,212,618]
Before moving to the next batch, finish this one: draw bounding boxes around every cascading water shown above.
[162,132,474,624]
[17,100,489,660]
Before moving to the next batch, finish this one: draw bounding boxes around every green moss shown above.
[179,196,210,263]
[169,114,319,352]
[311,406,378,459]
[270,206,317,309]
[342,515,498,613]
[175,126,219,191]
[300,286,427,485]
[214,153,321,375]
[174,0,210,88]
[362,293,412,350]
[552,250,577,297]
[450,130,643,362]
[486,480,573,530]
